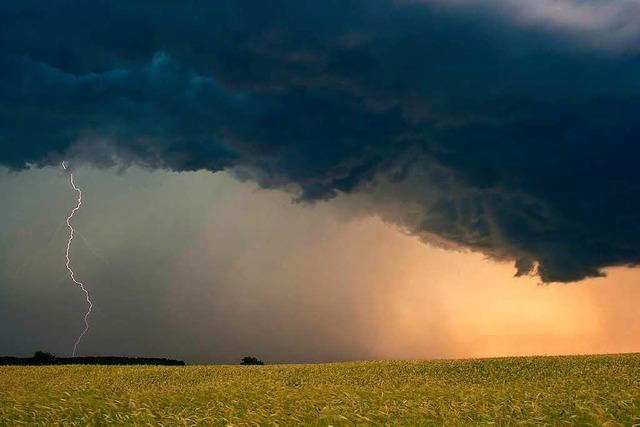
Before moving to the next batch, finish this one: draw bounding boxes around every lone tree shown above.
[241,356,264,365]
[33,351,55,361]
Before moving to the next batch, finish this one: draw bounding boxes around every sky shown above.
[2,166,640,362]
[1,0,640,362]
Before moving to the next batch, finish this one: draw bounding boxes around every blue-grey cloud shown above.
[412,0,640,52]
[2,0,640,282]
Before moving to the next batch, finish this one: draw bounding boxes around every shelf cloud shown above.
[2,0,640,282]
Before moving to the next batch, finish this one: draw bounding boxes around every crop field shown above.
[1,353,640,425]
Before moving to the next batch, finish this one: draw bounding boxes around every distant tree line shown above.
[1,351,267,366]
[0,351,185,366]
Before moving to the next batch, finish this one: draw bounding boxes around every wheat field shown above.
[1,354,640,425]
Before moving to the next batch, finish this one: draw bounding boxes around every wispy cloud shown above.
[404,0,640,51]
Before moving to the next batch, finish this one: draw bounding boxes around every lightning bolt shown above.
[62,161,93,357]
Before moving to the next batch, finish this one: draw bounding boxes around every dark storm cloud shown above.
[2,0,640,282]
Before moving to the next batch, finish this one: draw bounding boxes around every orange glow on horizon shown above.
[361,220,640,359]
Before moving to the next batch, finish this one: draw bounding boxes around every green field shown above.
[1,354,640,425]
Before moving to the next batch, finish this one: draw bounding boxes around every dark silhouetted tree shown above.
[241,356,264,365]
[33,351,55,361]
